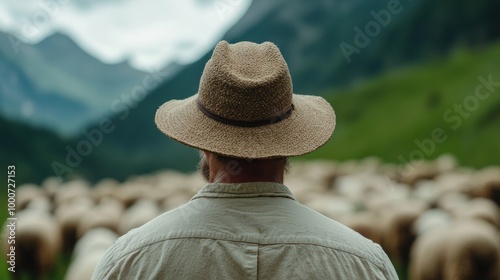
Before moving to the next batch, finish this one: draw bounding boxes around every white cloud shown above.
[0,0,251,71]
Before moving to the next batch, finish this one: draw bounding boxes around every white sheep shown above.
[72,227,118,258]
[433,170,473,195]
[298,160,337,188]
[65,249,109,280]
[91,178,120,202]
[332,174,368,203]
[363,182,411,214]
[304,194,356,220]
[284,176,325,203]
[54,179,91,207]
[450,198,500,229]
[162,192,193,212]
[77,197,124,238]
[395,160,440,186]
[25,195,52,213]
[410,219,500,280]
[155,170,203,196]
[55,196,94,251]
[436,191,469,213]
[41,176,62,200]
[339,211,383,245]
[65,228,118,280]
[434,154,458,173]
[2,208,62,279]
[16,183,45,211]
[379,200,428,265]
[118,199,160,235]
[468,166,500,201]
[112,182,146,208]
[413,208,453,236]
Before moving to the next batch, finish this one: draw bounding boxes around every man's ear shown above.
[203,151,212,161]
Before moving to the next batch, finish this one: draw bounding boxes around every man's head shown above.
[155,41,336,178]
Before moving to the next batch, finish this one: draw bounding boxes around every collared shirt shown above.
[92,182,398,279]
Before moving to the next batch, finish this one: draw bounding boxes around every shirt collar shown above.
[191,182,297,201]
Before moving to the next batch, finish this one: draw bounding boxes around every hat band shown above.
[196,100,294,127]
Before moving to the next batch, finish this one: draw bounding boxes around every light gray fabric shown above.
[92,182,398,280]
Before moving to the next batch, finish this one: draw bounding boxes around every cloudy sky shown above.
[0,0,251,71]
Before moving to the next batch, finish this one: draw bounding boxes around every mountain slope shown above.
[5,0,500,183]
[65,0,500,181]
[58,0,404,180]
[369,0,500,69]
[0,116,68,184]
[20,41,500,184]
[0,32,149,136]
[303,42,500,168]
[222,0,407,93]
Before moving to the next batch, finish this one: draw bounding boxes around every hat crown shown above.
[198,41,293,122]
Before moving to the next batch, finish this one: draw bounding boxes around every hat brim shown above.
[155,94,335,159]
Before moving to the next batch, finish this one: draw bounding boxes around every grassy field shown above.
[0,184,71,279]
[303,42,500,169]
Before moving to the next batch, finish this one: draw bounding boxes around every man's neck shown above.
[206,153,285,184]
[212,169,284,184]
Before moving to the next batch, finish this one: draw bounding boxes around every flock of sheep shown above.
[2,155,499,280]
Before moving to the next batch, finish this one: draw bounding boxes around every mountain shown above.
[64,0,498,180]
[0,115,68,184]
[50,0,406,181]
[0,31,150,136]
[369,0,500,69]
[221,0,411,93]
[303,41,500,169]
[4,0,500,183]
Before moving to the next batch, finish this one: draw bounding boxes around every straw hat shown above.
[155,41,335,159]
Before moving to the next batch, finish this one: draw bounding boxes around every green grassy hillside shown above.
[303,42,500,168]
